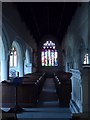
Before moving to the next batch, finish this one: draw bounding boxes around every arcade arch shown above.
[9,40,24,77]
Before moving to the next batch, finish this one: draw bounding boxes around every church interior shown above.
[0,2,90,120]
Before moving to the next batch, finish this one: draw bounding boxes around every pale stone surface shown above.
[70,69,82,113]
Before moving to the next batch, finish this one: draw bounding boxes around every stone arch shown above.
[9,39,24,77]
[2,23,11,53]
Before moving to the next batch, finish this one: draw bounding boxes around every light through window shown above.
[83,53,89,64]
[41,40,58,66]
[10,47,17,67]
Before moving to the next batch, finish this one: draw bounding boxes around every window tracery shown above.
[41,40,58,66]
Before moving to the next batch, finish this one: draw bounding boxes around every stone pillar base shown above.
[70,100,80,113]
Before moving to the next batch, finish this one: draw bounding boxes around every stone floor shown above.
[17,78,72,120]
[17,107,71,119]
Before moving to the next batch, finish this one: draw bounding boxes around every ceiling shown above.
[14,2,80,45]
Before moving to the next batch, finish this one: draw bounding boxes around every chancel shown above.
[0,2,90,120]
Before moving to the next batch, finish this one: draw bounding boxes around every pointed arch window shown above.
[83,53,89,64]
[10,47,17,67]
[41,40,58,66]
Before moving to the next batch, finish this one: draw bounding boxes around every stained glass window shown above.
[10,47,17,67]
[41,40,58,66]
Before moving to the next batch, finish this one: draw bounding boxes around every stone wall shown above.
[70,69,82,113]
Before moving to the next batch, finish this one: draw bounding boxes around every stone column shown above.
[1,59,8,81]
[18,58,24,77]
[70,69,82,113]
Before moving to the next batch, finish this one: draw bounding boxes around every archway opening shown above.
[9,41,24,78]
[9,46,18,78]
[9,47,17,67]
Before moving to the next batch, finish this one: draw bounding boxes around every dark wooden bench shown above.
[54,71,72,107]
[17,82,38,107]
[0,72,46,108]
[0,82,15,108]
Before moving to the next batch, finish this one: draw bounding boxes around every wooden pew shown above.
[17,82,38,107]
[23,72,46,96]
[1,109,17,120]
[0,72,46,108]
[17,73,46,107]
[54,71,72,107]
[0,82,15,108]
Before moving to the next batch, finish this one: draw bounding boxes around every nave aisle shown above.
[17,78,71,119]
